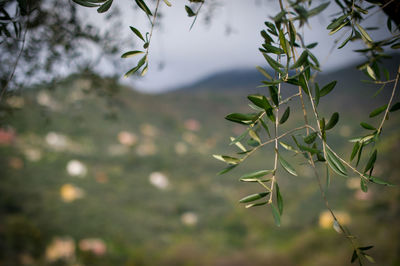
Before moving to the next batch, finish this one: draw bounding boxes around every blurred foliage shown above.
[0,69,399,265]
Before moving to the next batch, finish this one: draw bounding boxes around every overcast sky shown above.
[89,0,390,93]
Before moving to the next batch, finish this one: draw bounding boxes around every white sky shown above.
[88,0,390,93]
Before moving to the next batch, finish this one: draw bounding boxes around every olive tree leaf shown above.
[97,0,113,13]
[279,155,298,176]
[325,112,339,130]
[326,148,347,177]
[239,192,269,203]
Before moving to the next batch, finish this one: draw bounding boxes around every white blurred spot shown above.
[60,184,85,202]
[149,172,169,190]
[181,212,198,226]
[117,131,138,146]
[45,132,68,150]
[23,148,42,162]
[66,160,87,177]
[37,91,61,110]
[174,142,188,155]
[79,238,106,256]
[46,237,75,262]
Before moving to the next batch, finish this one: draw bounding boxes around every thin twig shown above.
[0,16,29,102]
[377,65,400,134]
[189,1,204,31]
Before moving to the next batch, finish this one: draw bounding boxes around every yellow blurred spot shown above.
[140,123,158,137]
[45,237,75,262]
[319,210,351,229]
[60,184,85,203]
[79,238,107,255]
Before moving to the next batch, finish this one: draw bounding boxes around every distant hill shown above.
[174,54,400,108]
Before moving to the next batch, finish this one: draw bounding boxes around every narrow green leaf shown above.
[225,113,258,125]
[356,22,372,42]
[217,165,237,175]
[307,2,330,17]
[366,65,377,80]
[319,81,337,97]
[359,246,374,251]
[185,5,196,17]
[279,107,290,124]
[279,155,298,176]
[306,42,318,49]
[279,141,297,152]
[97,0,113,13]
[262,53,284,72]
[271,204,281,227]
[230,129,249,145]
[290,51,308,69]
[212,155,241,165]
[326,148,347,177]
[351,250,358,263]
[140,63,148,76]
[256,66,272,80]
[276,183,283,215]
[269,86,279,106]
[360,178,368,192]
[260,118,271,138]
[135,0,153,16]
[288,20,296,45]
[130,26,145,42]
[298,74,309,95]
[329,20,349,35]
[240,170,274,180]
[72,0,99,7]
[327,14,348,30]
[315,83,320,106]
[260,30,273,43]
[299,144,320,154]
[369,176,394,186]
[248,94,272,110]
[239,192,269,203]
[356,142,364,167]
[389,102,400,112]
[369,104,387,118]
[350,141,360,161]
[245,201,268,208]
[364,255,375,263]
[325,112,339,130]
[338,32,352,49]
[304,132,318,144]
[121,50,144,58]
[124,65,141,78]
[364,149,377,173]
[262,44,285,55]
[360,122,376,130]
[163,0,171,6]
[249,129,261,145]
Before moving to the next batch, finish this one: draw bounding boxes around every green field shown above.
[0,65,399,266]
